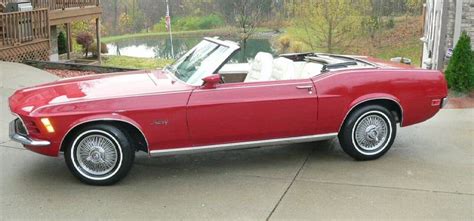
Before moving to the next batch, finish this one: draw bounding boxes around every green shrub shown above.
[58,31,67,54]
[198,14,224,29]
[445,31,474,92]
[89,42,109,58]
[278,35,291,52]
[152,17,168,32]
[386,17,395,29]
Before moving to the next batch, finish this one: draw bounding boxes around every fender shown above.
[338,93,404,132]
[59,113,149,154]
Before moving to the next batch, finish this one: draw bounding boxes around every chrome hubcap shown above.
[76,135,118,176]
[354,114,388,151]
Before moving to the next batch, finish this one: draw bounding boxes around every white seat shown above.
[244,52,273,82]
[270,57,295,81]
[298,63,323,79]
[293,62,306,75]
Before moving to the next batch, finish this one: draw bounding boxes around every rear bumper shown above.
[9,119,50,147]
[441,97,448,108]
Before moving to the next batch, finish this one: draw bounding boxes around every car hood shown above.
[9,70,192,116]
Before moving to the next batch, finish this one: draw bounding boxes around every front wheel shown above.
[65,124,135,185]
[338,105,397,160]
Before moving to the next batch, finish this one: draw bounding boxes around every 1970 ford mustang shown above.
[9,37,448,185]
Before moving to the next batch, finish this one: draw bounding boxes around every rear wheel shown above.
[65,124,135,185]
[338,105,397,160]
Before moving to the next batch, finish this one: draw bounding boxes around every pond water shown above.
[106,36,276,63]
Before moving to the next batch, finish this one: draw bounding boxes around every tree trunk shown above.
[241,40,247,63]
[328,24,333,53]
[114,0,118,34]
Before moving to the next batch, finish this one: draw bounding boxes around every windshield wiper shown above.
[167,66,185,80]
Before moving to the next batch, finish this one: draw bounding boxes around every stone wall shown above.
[446,0,474,51]
[462,0,474,46]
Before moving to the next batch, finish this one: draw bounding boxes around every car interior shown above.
[218,52,375,84]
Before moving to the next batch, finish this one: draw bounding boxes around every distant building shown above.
[0,0,102,63]
[422,0,474,70]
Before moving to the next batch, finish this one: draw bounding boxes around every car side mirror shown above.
[201,74,221,89]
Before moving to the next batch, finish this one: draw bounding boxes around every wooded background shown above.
[99,0,423,36]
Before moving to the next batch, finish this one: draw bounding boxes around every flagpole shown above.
[166,0,175,58]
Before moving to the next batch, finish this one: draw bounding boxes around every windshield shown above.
[167,40,234,86]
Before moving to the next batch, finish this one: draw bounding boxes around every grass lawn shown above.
[374,37,422,67]
[278,16,424,67]
[102,55,173,70]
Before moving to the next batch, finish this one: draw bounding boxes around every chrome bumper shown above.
[441,97,448,108]
[9,119,50,147]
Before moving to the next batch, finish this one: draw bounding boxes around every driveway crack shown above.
[0,144,25,151]
[266,147,314,221]
[297,178,474,196]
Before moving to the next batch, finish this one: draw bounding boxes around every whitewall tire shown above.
[338,105,397,160]
[65,124,135,185]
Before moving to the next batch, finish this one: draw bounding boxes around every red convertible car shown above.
[9,38,448,185]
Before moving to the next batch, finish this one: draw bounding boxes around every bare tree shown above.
[293,0,362,53]
[233,0,265,49]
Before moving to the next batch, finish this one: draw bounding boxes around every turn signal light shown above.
[40,118,55,133]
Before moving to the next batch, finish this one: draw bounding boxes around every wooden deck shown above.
[0,9,49,47]
[0,0,102,62]
[49,5,101,25]
[1,0,98,11]
[1,0,102,25]
[0,9,50,62]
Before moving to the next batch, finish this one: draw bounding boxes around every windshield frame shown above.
[165,37,240,86]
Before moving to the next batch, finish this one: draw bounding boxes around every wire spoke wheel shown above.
[354,114,389,151]
[340,105,397,160]
[66,125,135,185]
[75,134,119,177]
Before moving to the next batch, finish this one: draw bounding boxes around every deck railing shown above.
[0,0,99,10]
[0,8,49,46]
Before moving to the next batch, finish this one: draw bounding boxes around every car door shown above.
[186,79,318,146]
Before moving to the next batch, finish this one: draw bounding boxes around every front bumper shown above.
[9,118,50,147]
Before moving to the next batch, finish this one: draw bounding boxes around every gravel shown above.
[46,69,99,78]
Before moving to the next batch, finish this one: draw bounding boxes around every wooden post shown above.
[420,3,426,68]
[96,17,101,64]
[453,0,463,47]
[66,22,71,60]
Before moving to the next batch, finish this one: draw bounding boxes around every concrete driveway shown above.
[0,61,473,220]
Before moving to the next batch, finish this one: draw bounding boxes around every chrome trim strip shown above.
[314,53,379,67]
[59,118,149,153]
[338,97,404,132]
[313,69,418,81]
[149,133,338,157]
[194,82,312,92]
[9,120,51,147]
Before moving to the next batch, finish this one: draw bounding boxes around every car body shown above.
[9,38,448,185]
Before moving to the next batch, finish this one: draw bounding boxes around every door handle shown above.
[296,85,313,89]
[296,85,314,94]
